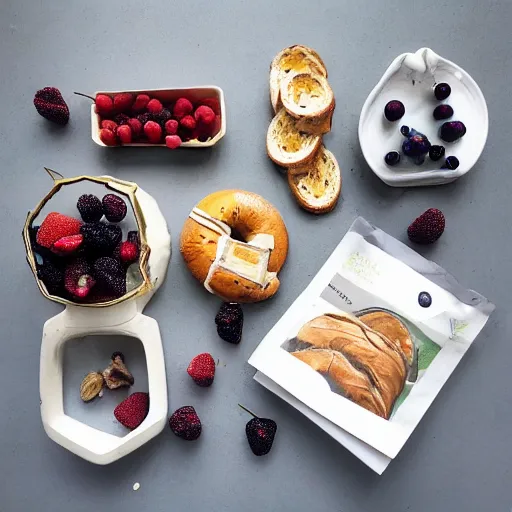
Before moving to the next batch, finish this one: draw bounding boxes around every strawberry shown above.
[407,208,445,244]
[114,392,149,430]
[187,353,215,387]
[169,406,201,440]
[36,212,82,249]
[51,234,83,255]
[33,87,69,125]
[239,404,277,456]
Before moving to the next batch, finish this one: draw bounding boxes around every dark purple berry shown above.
[434,83,451,101]
[215,302,243,344]
[440,121,466,143]
[400,125,410,137]
[77,194,103,223]
[93,256,126,297]
[433,104,454,120]
[441,156,459,170]
[429,145,445,161]
[418,291,432,308]
[402,128,431,158]
[102,194,127,223]
[80,222,122,255]
[114,113,130,125]
[384,151,400,166]
[384,100,405,122]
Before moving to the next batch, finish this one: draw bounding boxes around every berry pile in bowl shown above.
[23,173,155,307]
[359,48,488,187]
[76,86,225,149]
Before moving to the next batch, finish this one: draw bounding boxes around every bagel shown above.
[180,190,288,303]
[280,72,334,120]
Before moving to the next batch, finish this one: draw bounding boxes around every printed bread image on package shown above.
[282,306,441,420]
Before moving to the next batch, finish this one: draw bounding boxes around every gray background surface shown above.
[0,1,510,511]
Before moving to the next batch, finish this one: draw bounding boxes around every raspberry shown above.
[165,119,179,135]
[51,234,83,255]
[215,302,243,344]
[165,135,182,149]
[144,121,162,144]
[37,260,64,294]
[407,208,445,244]
[33,87,69,125]
[132,94,150,112]
[187,353,215,387]
[116,125,132,144]
[95,94,114,116]
[80,222,122,255]
[147,98,163,114]
[114,392,149,430]
[114,113,130,126]
[113,93,133,112]
[198,97,221,115]
[77,194,103,222]
[127,118,142,138]
[102,194,127,222]
[169,406,201,440]
[194,105,215,125]
[119,241,138,264]
[37,212,82,249]
[99,128,118,146]
[93,256,126,297]
[180,115,196,130]
[64,258,96,298]
[101,120,118,132]
[196,115,221,141]
[173,98,193,119]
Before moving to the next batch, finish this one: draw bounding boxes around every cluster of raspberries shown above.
[94,92,221,149]
[31,193,140,303]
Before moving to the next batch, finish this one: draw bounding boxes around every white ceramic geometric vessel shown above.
[27,176,171,464]
[91,86,226,148]
[359,48,488,187]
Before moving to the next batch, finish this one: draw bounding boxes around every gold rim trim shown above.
[22,170,153,308]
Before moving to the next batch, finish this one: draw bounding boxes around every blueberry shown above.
[400,125,410,137]
[434,83,451,100]
[433,104,454,120]
[384,151,401,166]
[429,145,446,161]
[384,100,405,122]
[402,128,431,158]
[441,156,459,170]
[440,121,466,143]
[418,292,432,308]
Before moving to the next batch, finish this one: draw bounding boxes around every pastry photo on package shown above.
[249,217,494,469]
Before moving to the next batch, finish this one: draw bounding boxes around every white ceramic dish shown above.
[26,175,171,464]
[359,48,488,187]
[91,86,226,148]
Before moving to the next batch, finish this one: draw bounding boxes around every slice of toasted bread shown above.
[270,45,327,113]
[267,109,322,167]
[295,98,335,135]
[287,146,341,214]
[280,72,334,120]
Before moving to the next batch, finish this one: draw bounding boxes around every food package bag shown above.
[249,217,494,471]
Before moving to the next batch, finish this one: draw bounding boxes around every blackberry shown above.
[137,113,152,126]
[169,406,202,441]
[114,113,130,125]
[80,222,122,255]
[37,260,64,294]
[77,194,103,222]
[152,108,172,127]
[215,302,243,344]
[93,256,126,297]
[102,194,127,223]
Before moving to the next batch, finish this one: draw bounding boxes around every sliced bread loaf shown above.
[267,109,321,167]
[287,146,341,213]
